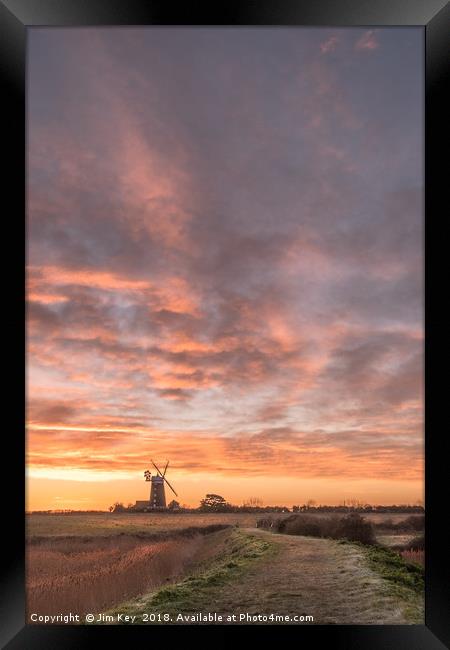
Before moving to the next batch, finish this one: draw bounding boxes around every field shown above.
[27,527,229,617]
[26,511,421,539]
[27,512,261,538]
[26,512,424,625]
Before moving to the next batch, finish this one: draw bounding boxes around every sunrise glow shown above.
[27,28,423,510]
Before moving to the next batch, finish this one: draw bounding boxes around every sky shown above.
[27,27,424,510]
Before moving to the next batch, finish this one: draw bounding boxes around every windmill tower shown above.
[144,460,178,509]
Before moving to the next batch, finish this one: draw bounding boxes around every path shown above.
[209,529,422,624]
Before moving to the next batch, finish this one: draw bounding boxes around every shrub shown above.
[402,515,425,532]
[333,513,376,545]
[373,515,424,532]
[373,517,395,530]
[279,515,322,538]
[256,517,275,529]
[262,513,376,545]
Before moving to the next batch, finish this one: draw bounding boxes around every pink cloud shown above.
[320,36,339,55]
[26,29,423,502]
[355,30,379,52]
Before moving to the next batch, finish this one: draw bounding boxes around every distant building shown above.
[149,475,166,508]
[143,460,178,510]
[130,460,179,511]
[134,500,149,511]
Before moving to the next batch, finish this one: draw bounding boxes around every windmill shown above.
[144,460,178,509]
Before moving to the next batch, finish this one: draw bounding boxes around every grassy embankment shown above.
[100,528,277,623]
[345,541,424,621]
[100,530,423,625]
[255,514,424,623]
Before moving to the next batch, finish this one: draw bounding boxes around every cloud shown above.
[26,420,423,481]
[320,36,339,55]
[26,28,423,499]
[355,30,379,51]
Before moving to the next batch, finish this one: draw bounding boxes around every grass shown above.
[27,512,424,625]
[360,543,424,593]
[27,526,231,617]
[101,529,277,623]
[337,539,424,622]
[28,518,423,625]
[26,512,266,538]
[376,533,417,548]
[257,514,424,624]
[27,511,421,539]
[102,530,423,625]
[265,513,424,596]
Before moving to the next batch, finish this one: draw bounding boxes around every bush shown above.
[402,515,425,531]
[260,513,375,545]
[279,515,323,537]
[256,517,275,529]
[373,515,424,532]
[333,513,376,545]
[373,517,395,530]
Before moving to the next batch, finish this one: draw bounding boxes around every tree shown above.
[199,494,231,512]
[243,496,263,507]
[167,499,180,510]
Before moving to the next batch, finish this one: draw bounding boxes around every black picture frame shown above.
[2,0,448,647]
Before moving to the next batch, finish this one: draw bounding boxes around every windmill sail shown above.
[162,476,178,497]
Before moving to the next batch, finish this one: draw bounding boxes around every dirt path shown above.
[209,529,422,624]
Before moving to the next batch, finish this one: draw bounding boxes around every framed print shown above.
[1,0,448,647]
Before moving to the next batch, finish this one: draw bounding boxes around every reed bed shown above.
[27,534,208,617]
[400,549,425,567]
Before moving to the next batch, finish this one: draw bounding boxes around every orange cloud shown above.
[26,28,423,509]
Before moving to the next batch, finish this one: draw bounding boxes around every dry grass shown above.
[352,513,423,525]
[376,534,417,547]
[26,522,424,625]
[26,532,225,617]
[26,512,423,539]
[26,511,424,624]
[401,550,425,567]
[27,512,264,538]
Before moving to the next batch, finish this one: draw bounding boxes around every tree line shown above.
[108,493,424,514]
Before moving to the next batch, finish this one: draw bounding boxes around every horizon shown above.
[27,27,423,511]
[27,499,425,514]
